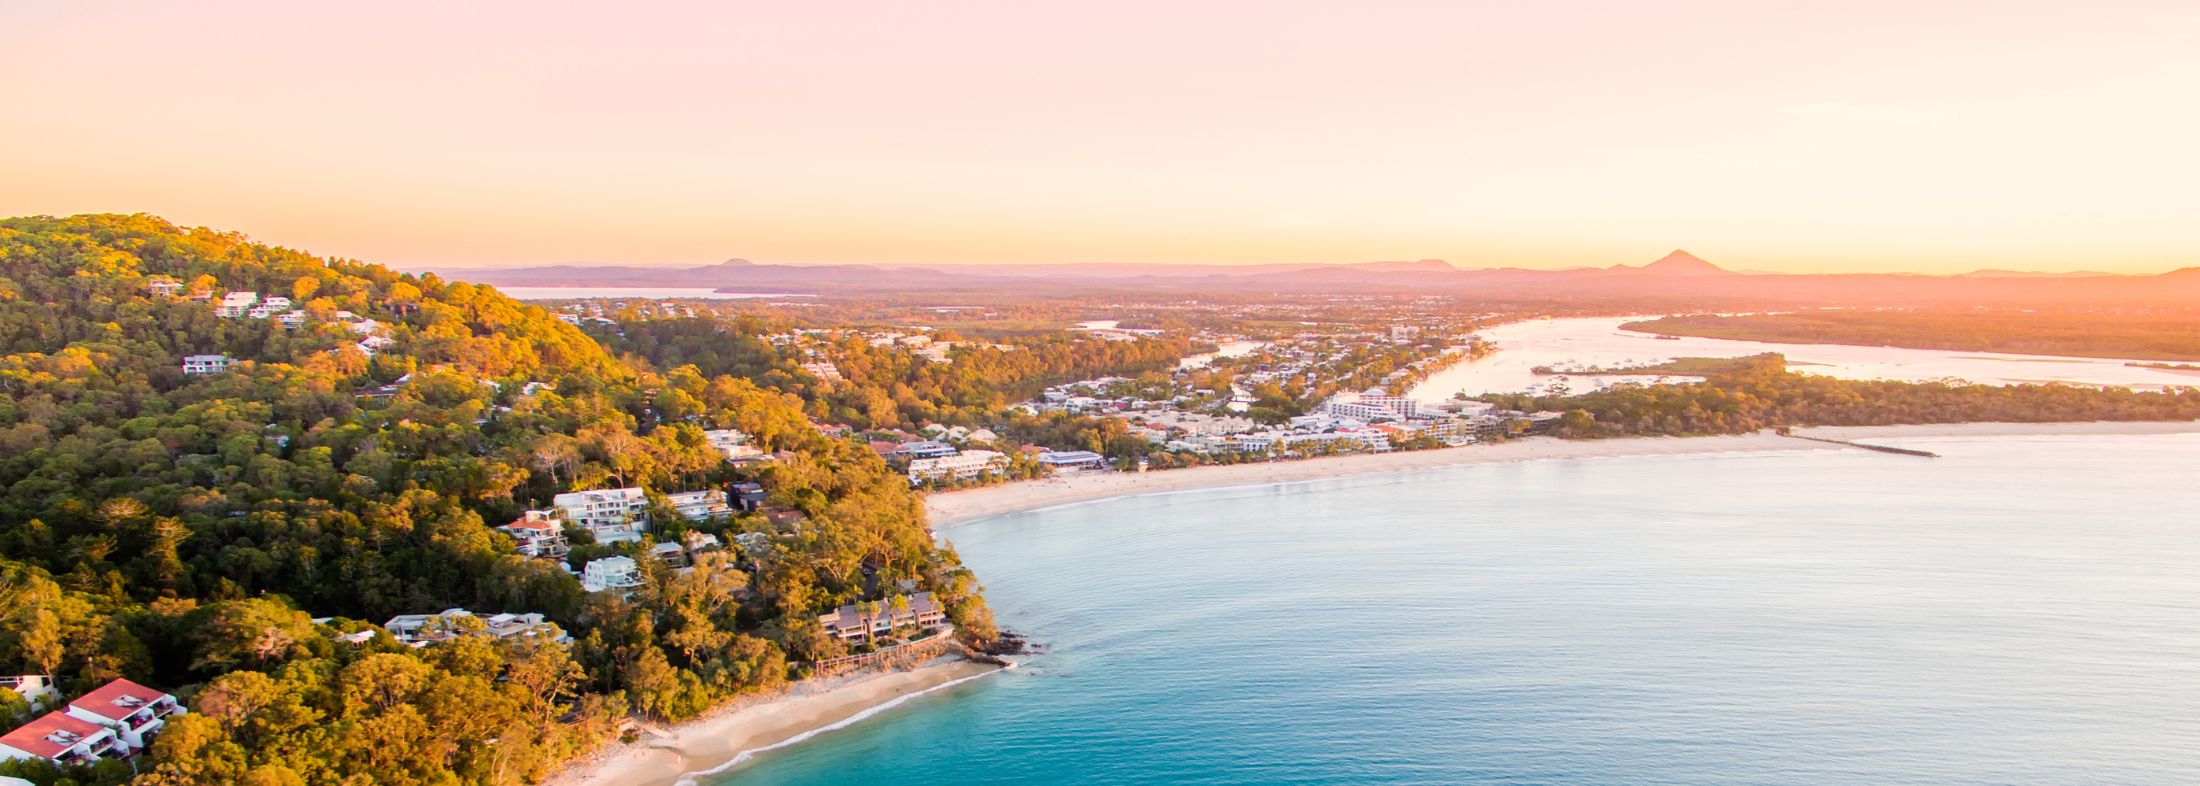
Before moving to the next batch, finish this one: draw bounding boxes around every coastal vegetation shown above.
[1484,354,2200,438]
[1623,310,2200,361]
[0,214,992,786]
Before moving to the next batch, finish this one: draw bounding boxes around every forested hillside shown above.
[0,214,992,786]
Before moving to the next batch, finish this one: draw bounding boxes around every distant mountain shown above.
[434,251,2200,307]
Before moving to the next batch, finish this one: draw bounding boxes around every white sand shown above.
[926,421,2200,526]
[546,659,1002,786]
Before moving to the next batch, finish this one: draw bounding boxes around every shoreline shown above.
[926,420,2200,526]
[545,658,1002,786]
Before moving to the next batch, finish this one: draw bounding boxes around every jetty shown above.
[1780,432,1939,457]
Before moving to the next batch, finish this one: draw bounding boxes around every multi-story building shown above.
[383,609,566,647]
[1036,450,1107,471]
[907,450,1007,485]
[666,489,733,522]
[553,487,649,543]
[897,440,959,459]
[0,711,125,765]
[816,592,949,644]
[581,556,644,593]
[274,310,307,330]
[499,510,569,559]
[702,428,765,462]
[63,679,183,750]
[215,291,259,318]
[1322,391,1419,422]
[245,296,293,319]
[181,354,231,375]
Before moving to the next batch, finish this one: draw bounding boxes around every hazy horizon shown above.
[6,2,2198,275]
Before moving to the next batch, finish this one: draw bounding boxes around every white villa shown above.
[383,609,567,647]
[215,291,259,318]
[181,354,231,375]
[703,428,766,462]
[581,556,644,593]
[553,487,649,543]
[667,489,734,522]
[0,676,54,708]
[499,510,569,559]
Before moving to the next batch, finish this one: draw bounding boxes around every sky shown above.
[3,1,2198,275]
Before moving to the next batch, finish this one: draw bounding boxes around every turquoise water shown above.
[720,434,2200,785]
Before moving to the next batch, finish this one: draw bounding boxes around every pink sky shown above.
[3,1,2198,274]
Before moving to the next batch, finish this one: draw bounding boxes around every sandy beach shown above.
[926,420,2200,526]
[547,658,1002,786]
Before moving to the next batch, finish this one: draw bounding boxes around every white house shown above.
[553,487,649,543]
[274,310,307,330]
[666,489,733,522]
[702,428,765,462]
[499,510,569,559]
[245,296,293,319]
[383,609,566,647]
[215,291,259,318]
[63,679,183,750]
[0,712,124,765]
[581,556,644,593]
[0,676,54,708]
[907,450,1007,485]
[144,278,182,297]
[181,354,231,375]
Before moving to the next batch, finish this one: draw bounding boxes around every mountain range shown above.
[436,251,2200,307]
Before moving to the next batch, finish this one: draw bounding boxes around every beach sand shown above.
[925,420,2200,526]
[547,658,1002,786]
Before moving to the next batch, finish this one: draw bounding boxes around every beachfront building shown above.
[908,450,1007,485]
[817,592,949,644]
[0,712,125,765]
[0,676,55,708]
[214,291,259,317]
[553,487,649,544]
[898,440,960,460]
[181,354,231,375]
[666,489,734,522]
[581,556,644,593]
[383,609,566,647]
[1322,390,1419,422]
[1037,450,1107,471]
[499,510,569,559]
[64,679,183,750]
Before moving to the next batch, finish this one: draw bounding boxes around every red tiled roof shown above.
[66,678,169,723]
[505,518,557,532]
[0,711,107,759]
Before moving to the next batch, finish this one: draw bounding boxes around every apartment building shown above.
[816,592,949,644]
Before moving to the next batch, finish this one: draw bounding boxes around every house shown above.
[907,450,1007,485]
[667,489,733,522]
[729,482,767,512]
[499,510,569,559]
[702,428,765,462]
[683,531,723,554]
[215,291,259,317]
[274,310,307,330]
[650,541,688,568]
[64,679,182,750]
[0,711,124,765]
[144,278,182,297]
[1036,450,1107,471]
[355,335,394,356]
[181,354,231,375]
[798,361,843,382]
[581,556,643,593]
[245,296,293,319]
[383,609,566,647]
[0,676,54,708]
[816,592,949,644]
[553,487,649,543]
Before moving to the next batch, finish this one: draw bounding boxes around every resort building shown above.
[581,556,644,593]
[666,489,734,522]
[499,510,569,559]
[898,440,960,459]
[1036,450,1107,471]
[181,354,231,375]
[553,487,649,543]
[215,291,259,317]
[1322,390,1419,422]
[816,592,949,644]
[383,609,566,647]
[0,712,124,765]
[63,679,183,750]
[907,450,1007,485]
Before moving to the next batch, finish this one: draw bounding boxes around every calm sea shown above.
[717,433,2200,785]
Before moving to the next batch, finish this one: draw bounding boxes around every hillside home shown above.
[215,291,259,317]
[64,679,182,750]
[0,712,124,765]
[816,592,949,644]
[0,676,54,708]
[667,489,733,522]
[553,488,649,543]
[581,556,644,593]
[499,510,569,559]
[143,278,181,297]
[181,354,231,375]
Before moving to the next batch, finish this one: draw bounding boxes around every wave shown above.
[671,665,1009,786]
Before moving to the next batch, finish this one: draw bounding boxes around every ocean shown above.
[716,433,2200,784]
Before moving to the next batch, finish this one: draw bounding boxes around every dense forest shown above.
[1623,310,2200,361]
[0,214,994,786]
[1485,354,2200,437]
